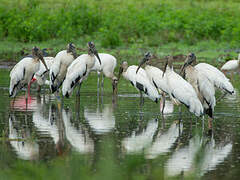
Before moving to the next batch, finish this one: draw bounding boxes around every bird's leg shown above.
[231,71,234,81]
[97,71,100,92]
[25,88,28,109]
[101,73,104,92]
[202,116,205,134]
[140,91,144,106]
[112,79,118,96]
[160,93,166,114]
[76,83,82,97]
[37,84,41,93]
[216,92,227,103]
[208,117,213,136]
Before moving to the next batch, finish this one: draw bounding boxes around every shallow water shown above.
[1,68,240,179]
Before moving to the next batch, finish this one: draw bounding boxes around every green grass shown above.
[0,0,240,65]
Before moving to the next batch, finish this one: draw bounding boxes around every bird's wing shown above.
[197,71,216,110]
[62,59,87,96]
[145,66,169,94]
[221,60,238,70]
[9,58,32,96]
[168,72,203,116]
[195,63,234,94]
[126,66,160,102]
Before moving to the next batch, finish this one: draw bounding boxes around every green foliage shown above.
[0,0,240,47]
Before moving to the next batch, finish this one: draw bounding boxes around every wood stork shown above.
[30,49,55,92]
[136,52,170,113]
[180,53,216,128]
[62,42,102,98]
[50,43,77,93]
[90,53,118,94]
[9,47,48,100]
[161,55,204,116]
[195,59,234,96]
[137,53,203,116]
[221,54,240,79]
[118,61,160,105]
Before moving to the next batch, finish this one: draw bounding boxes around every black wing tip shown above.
[51,85,57,93]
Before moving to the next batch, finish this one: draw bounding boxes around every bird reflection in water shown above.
[9,114,39,160]
[165,129,232,177]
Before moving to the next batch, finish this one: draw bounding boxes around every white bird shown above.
[27,48,54,91]
[31,49,55,92]
[9,114,39,160]
[9,47,48,99]
[90,53,118,94]
[136,52,171,112]
[161,55,204,116]
[50,43,77,93]
[180,53,216,128]
[118,61,160,105]
[62,42,102,97]
[221,54,240,78]
[195,62,234,95]
[84,104,115,135]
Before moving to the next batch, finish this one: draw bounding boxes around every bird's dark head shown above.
[67,43,77,58]
[136,52,152,74]
[87,41,101,65]
[32,46,49,71]
[162,55,173,77]
[180,53,196,75]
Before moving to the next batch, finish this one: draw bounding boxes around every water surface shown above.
[0,68,240,179]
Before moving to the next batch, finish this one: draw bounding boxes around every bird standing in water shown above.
[9,46,48,102]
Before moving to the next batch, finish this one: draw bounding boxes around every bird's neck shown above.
[86,54,95,69]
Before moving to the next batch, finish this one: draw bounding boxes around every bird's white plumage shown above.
[9,57,40,97]
[144,65,170,94]
[49,50,75,92]
[185,66,216,111]
[195,63,234,94]
[91,53,117,78]
[123,66,160,102]
[62,54,97,97]
[34,57,54,85]
[221,60,239,71]
[165,66,204,116]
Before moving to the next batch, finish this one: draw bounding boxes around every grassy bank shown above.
[1,0,240,46]
[0,0,240,65]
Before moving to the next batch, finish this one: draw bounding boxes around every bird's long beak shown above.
[117,66,123,81]
[136,58,146,74]
[162,60,168,77]
[180,62,187,75]
[40,56,49,71]
[94,50,102,65]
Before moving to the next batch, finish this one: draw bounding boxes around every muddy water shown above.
[0,68,240,179]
